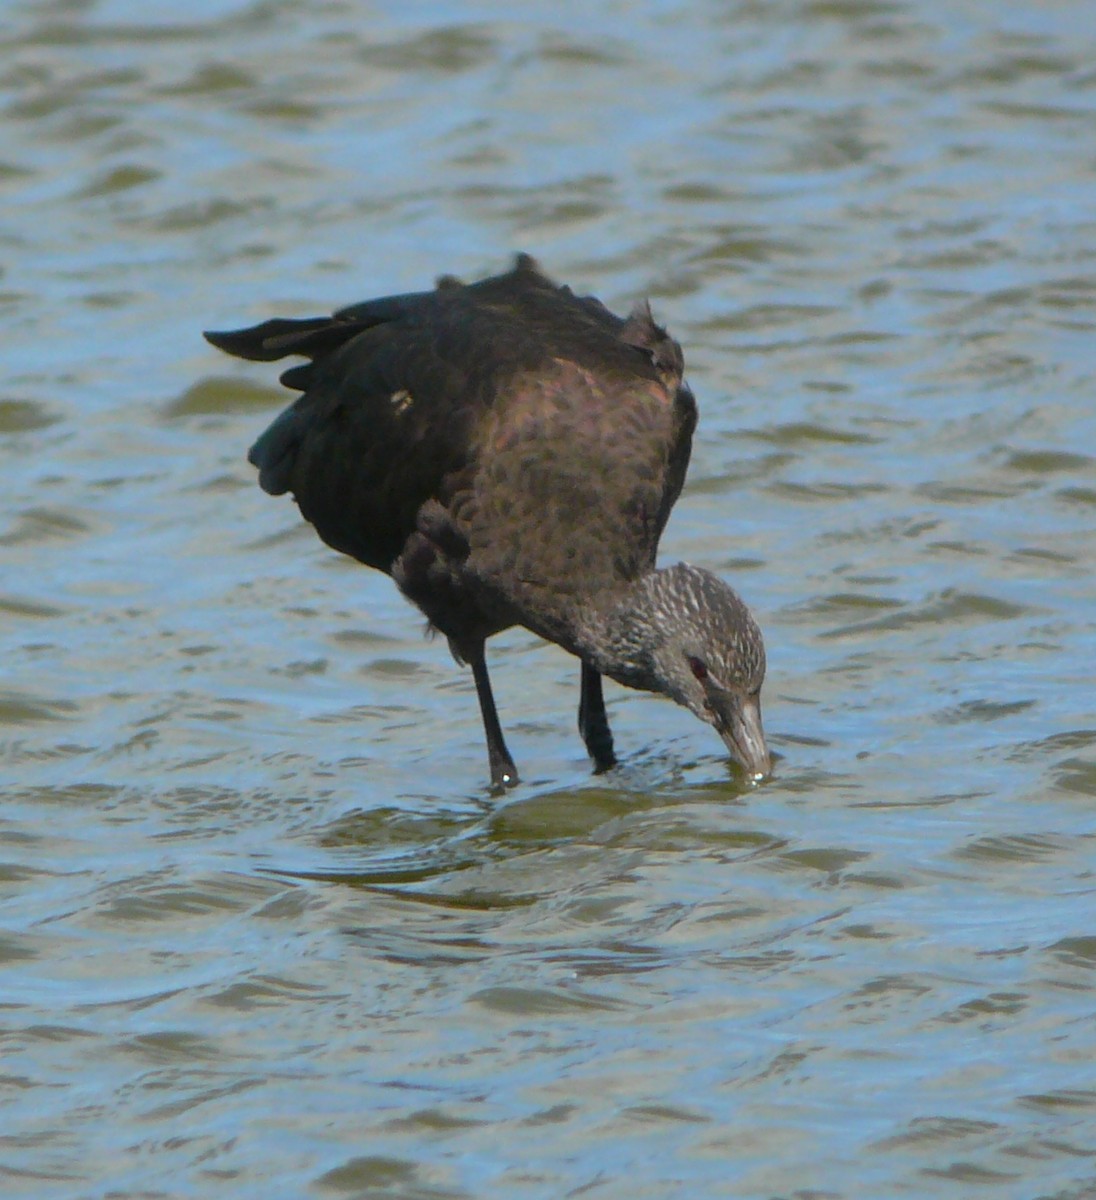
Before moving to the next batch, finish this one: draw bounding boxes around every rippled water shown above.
[3,1,1096,1196]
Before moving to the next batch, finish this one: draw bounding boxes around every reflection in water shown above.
[2,0,1096,1196]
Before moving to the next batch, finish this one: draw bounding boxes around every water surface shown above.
[2,1,1095,1197]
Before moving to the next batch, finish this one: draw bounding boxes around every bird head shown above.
[606,564,771,779]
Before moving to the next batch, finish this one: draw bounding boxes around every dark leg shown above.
[579,661,616,773]
[471,650,519,790]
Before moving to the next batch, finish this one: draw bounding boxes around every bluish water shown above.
[2,1,1095,1197]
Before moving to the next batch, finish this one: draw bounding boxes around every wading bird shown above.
[205,255,770,789]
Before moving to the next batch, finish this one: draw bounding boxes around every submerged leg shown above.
[470,650,519,790]
[578,661,616,773]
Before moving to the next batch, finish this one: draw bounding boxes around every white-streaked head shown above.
[600,563,770,778]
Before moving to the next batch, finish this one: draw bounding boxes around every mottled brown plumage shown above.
[205,255,770,787]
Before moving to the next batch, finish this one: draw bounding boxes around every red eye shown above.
[688,656,708,682]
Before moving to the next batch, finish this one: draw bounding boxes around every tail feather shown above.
[204,315,383,363]
[247,404,308,496]
[278,363,313,392]
[205,285,439,364]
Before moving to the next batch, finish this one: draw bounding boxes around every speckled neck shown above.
[573,570,680,691]
[573,563,765,698]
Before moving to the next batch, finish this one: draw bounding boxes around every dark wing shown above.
[204,289,439,498]
[205,285,492,572]
[454,296,695,621]
[653,382,697,550]
[205,255,692,601]
[614,298,697,558]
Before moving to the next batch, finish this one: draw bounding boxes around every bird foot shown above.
[489,763,520,792]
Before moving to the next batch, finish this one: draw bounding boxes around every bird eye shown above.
[687,656,708,682]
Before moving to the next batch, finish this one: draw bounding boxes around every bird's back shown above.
[206,255,697,643]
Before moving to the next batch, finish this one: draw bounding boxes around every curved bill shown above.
[714,692,771,780]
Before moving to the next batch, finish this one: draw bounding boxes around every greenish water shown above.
[2,1,1095,1197]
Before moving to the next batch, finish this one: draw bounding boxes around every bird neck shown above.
[573,571,667,693]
